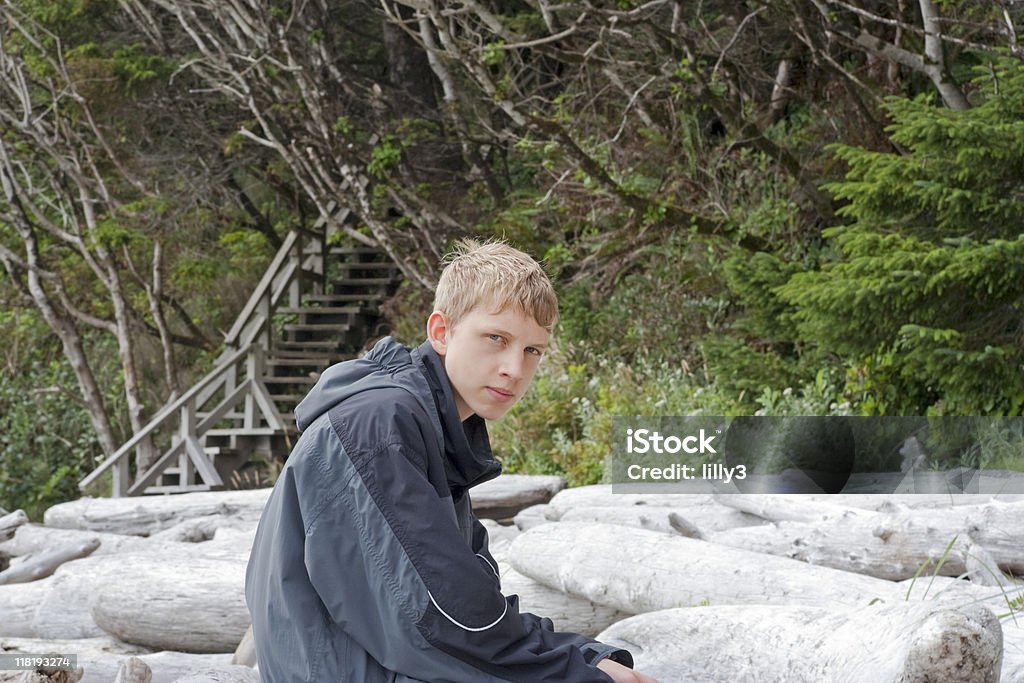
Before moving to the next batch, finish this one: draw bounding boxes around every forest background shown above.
[2,0,1023,519]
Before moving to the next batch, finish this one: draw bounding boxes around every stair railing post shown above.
[289,230,303,309]
[245,345,265,429]
[179,396,197,487]
[113,456,129,497]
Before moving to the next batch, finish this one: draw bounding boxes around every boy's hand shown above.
[597,658,660,683]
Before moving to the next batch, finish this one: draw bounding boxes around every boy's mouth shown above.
[486,386,515,400]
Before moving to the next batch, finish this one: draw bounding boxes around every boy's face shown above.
[427,305,550,421]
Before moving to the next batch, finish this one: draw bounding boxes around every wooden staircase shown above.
[79,219,401,497]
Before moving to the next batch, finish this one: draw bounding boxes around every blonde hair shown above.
[434,239,558,331]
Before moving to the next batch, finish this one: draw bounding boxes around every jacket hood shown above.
[293,337,501,489]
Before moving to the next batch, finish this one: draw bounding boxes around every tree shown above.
[778,59,1024,415]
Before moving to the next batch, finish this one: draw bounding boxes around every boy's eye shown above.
[526,347,542,357]
[487,334,503,343]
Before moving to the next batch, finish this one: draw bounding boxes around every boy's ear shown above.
[426,310,449,357]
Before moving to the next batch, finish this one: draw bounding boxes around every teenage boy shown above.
[245,240,657,682]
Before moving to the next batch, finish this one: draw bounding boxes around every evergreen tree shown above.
[778,60,1024,415]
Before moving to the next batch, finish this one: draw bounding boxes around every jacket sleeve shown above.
[469,516,634,669]
[301,410,622,683]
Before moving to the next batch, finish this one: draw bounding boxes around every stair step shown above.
[283,323,350,333]
[205,428,281,437]
[305,293,384,303]
[267,358,332,367]
[276,342,343,352]
[262,376,318,386]
[144,484,217,494]
[277,306,361,315]
[269,393,310,403]
[332,277,396,286]
[328,247,388,256]
[272,350,353,361]
[336,263,398,271]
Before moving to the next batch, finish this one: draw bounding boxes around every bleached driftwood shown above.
[707,499,1024,580]
[597,602,1003,683]
[558,505,766,536]
[500,565,626,637]
[230,627,255,667]
[42,490,271,537]
[0,578,54,637]
[509,523,895,614]
[0,525,149,558]
[545,486,716,517]
[2,531,252,641]
[0,637,236,683]
[169,667,260,683]
[512,504,555,531]
[90,555,249,653]
[470,474,566,520]
[147,517,257,544]
[0,511,28,543]
[113,657,152,683]
[0,539,101,585]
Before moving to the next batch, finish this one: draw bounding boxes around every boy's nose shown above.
[499,352,524,380]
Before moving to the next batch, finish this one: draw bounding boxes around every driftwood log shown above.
[42,490,271,537]
[113,658,152,683]
[0,579,54,637]
[0,539,100,585]
[477,520,625,636]
[86,552,249,652]
[0,511,28,543]
[168,668,260,683]
[0,525,150,558]
[470,474,565,520]
[0,637,237,683]
[597,602,1003,683]
[509,522,895,613]
[709,498,1024,580]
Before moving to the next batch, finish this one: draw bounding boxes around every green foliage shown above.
[778,60,1024,415]
[0,311,106,520]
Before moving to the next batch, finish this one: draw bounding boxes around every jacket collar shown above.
[411,340,502,490]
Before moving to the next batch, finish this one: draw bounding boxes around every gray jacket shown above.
[245,337,630,682]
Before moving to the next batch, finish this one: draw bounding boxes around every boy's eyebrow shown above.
[491,328,548,349]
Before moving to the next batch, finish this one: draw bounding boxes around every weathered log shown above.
[512,504,555,531]
[0,637,236,683]
[545,486,716,517]
[229,627,255,668]
[42,490,271,537]
[558,505,766,535]
[596,602,1003,683]
[0,539,100,585]
[499,565,627,637]
[470,474,566,520]
[509,523,896,614]
[113,658,152,683]
[0,578,54,637]
[169,667,260,683]
[147,517,257,544]
[0,511,29,543]
[0,525,149,558]
[707,499,1024,580]
[90,555,249,653]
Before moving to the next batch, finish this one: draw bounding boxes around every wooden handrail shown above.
[224,230,301,347]
[78,343,254,491]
